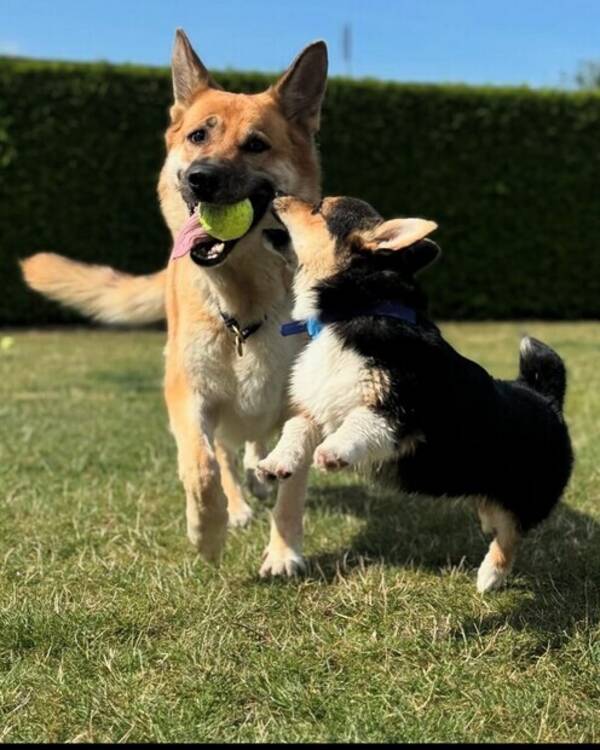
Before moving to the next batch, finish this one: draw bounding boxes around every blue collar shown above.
[281,301,417,340]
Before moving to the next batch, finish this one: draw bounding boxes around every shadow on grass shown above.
[305,480,600,645]
[306,482,485,579]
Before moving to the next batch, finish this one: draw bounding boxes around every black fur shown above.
[316,247,573,533]
[324,198,382,244]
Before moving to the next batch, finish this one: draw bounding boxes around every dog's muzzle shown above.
[178,159,279,267]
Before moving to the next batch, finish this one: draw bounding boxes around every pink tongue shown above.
[170,213,212,260]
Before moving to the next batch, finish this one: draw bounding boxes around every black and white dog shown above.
[258,195,574,592]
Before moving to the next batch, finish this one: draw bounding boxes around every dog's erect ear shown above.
[399,239,441,275]
[272,41,328,132]
[171,29,221,104]
[361,219,440,274]
[364,218,438,252]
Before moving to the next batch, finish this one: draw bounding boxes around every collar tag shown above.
[220,311,264,356]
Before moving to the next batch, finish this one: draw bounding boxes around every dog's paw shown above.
[245,467,272,500]
[476,553,510,594]
[259,546,305,578]
[227,500,254,528]
[256,454,295,482]
[187,519,227,565]
[313,445,349,473]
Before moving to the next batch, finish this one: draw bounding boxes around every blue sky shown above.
[1,0,599,87]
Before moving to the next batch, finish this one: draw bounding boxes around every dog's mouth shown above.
[185,183,276,268]
[188,236,237,268]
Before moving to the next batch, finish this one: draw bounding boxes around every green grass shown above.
[1,323,599,742]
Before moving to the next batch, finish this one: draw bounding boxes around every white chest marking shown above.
[291,328,368,434]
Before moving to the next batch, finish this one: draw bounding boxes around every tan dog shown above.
[22,30,327,575]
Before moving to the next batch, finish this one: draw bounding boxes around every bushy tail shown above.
[518,336,567,411]
[20,253,166,325]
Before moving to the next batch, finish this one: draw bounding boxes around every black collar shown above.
[219,310,265,356]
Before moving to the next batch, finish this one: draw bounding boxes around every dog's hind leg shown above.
[260,462,310,578]
[476,498,495,535]
[476,500,521,594]
[215,442,254,528]
[165,371,228,563]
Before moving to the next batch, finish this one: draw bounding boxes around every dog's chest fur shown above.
[180,299,302,443]
[291,327,370,433]
[186,314,296,401]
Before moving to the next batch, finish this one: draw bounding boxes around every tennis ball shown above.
[198,199,254,242]
[1,336,14,351]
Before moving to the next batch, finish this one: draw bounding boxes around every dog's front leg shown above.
[260,462,311,577]
[257,415,322,481]
[314,406,396,471]
[258,415,321,578]
[165,373,228,563]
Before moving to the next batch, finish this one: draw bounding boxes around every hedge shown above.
[1,56,600,324]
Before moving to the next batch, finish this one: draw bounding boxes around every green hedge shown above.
[2,57,600,323]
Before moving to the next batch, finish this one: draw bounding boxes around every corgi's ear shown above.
[399,238,441,275]
[273,41,328,132]
[363,218,438,252]
[171,29,221,104]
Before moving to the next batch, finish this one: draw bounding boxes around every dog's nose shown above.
[185,163,222,202]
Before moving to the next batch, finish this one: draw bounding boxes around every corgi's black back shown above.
[318,257,573,532]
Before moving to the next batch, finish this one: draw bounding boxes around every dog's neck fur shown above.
[195,231,296,324]
[294,260,430,324]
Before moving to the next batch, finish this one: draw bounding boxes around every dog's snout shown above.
[272,195,295,216]
[185,163,222,202]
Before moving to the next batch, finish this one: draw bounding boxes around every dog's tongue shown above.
[171,213,211,260]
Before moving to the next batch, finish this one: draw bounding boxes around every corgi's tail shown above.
[518,336,567,411]
[20,253,166,325]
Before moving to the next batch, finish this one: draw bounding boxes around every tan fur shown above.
[21,31,328,574]
[362,368,392,409]
[215,442,253,528]
[159,36,326,565]
[260,465,310,577]
[20,253,166,325]
[477,499,521,592]
[272,196,345,282]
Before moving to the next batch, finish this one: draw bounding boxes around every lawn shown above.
[1,323,599,742]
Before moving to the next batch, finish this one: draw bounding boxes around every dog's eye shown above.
[242,136,270,154]
[188,128,208,145]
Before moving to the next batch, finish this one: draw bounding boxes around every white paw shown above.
[259,546,305,578]
[476,553,509,594]
[245,468,272,500]
[228,501,253,528]
[257,453,296,482]
[313,445,349,473]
